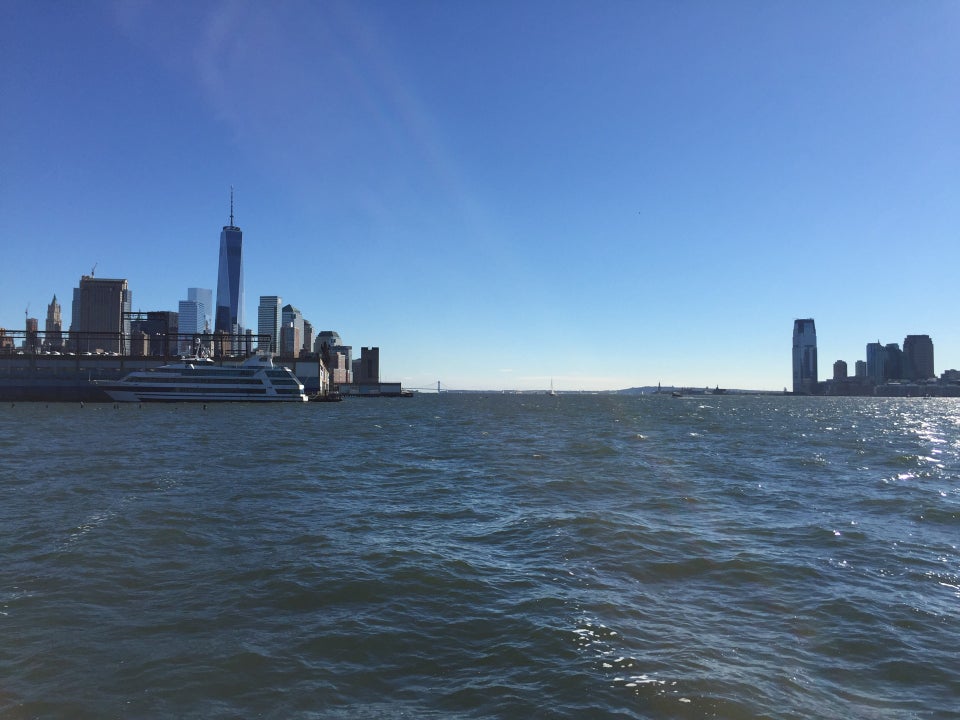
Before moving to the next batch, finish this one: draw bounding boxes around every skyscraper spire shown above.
[229,186,235,227]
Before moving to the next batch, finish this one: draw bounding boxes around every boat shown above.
[93,354,308,402]
[547,379,557,397]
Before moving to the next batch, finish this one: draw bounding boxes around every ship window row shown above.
[144,387,269,395]
[155,369,259,377]
[124,376,265,385]
[265,370,295,378]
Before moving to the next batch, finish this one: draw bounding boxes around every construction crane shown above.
[90,262,97,277]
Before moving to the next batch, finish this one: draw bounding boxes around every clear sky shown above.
[2,1,958,391]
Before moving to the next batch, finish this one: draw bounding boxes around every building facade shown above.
[355,346,380,384]
[178,293,208,355]
[280,304,304,358]
[71,276,132,354]
[792,318,817,394]
[257,296,282,353]
[866,342,886,384]
[833,360,848,380]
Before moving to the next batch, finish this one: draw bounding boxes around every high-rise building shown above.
[884,343,903,381]
[302,320,314,356]
[130,311,179,356]
[356,346,380,384]
[177,288,213,354]
[257,296,282,353]
[280,304,304,358]
[70,275,132,354]
[833,360,848,381]
[866,342,885,384]
[45,294,62,349]
[189,288,212,333]
[315,331,351,384]
[24,317,39,351]
[215,191,244,339]
[903,334,934,380]
[792,319,817,394]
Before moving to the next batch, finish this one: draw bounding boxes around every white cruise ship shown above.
[94,355,308,402]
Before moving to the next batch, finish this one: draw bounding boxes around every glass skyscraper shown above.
[792,318,817,394]
[215,194,244,336]
[257,295,282,354]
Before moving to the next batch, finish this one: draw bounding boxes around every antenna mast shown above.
[229,186,235,226]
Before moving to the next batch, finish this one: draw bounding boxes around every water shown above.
[2,395,958,719]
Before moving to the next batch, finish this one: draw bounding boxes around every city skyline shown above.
[3,2,958,391]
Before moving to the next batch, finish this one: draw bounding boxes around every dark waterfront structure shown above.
[903,334,934,380]
[792,318,817,394]
[215,191,244,338]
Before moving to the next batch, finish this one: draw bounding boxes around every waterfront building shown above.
[855,360,867,378]
[355,346,380,384]
[315,331,351,384]
[903,334,934,380]
[45,295,63,349]
[215,192,244,342]
[833,360,848,381]
[792,319,817,394]
[866,342,886,384]
[70,275,132,354]
[280,304,304,358]
[257,296,282,353]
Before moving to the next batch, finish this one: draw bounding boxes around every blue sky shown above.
[2,1,958,391]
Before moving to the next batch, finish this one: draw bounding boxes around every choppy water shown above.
[2,394,958,719]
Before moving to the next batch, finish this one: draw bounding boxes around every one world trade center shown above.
[215,189,244,339]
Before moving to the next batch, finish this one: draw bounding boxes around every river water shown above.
[2,394,958,719]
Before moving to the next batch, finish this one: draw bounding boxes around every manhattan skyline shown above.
[2,2,958,391]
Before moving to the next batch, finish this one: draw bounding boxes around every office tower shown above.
[24,317,39,351]
[71,276,132,354]
[792,319,817,394]
[257,296,282,353]
[903,334,934,380]
[314,330,342,352]
[177,288,213,354]
[315,331,351,384]
[302,320,314,356]
[188,288,213,333]
[45,294,63,349]
[884,343,903,381]
[280,304,304,358]
[356,346,380,384]
[833,360,848,381]
[215,191,244,338]
[866,342,885,384]
[854,360,867,378]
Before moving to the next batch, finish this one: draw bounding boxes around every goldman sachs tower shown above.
[215,188,244,339]
[792,318,818,394]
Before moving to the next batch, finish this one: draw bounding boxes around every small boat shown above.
[547,379,557,396]
[93,354,308,402]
